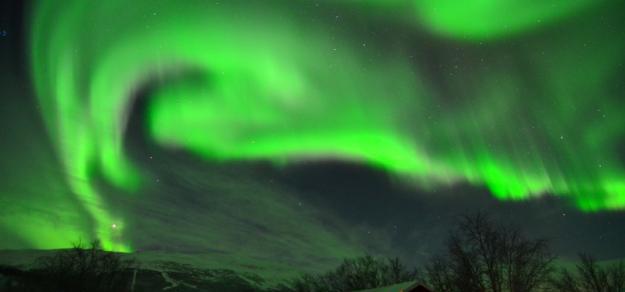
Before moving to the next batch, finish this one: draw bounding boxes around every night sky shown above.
[1,0,625,279]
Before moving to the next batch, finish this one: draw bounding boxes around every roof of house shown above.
[354,281,432,292]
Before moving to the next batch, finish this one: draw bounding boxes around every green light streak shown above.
[30,0,625,250]
[339,0,606,40]
[411,0,606,40]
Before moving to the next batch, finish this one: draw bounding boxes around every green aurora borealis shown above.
[24,0,625,253]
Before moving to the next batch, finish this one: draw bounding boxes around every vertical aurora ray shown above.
[30,0,625,250]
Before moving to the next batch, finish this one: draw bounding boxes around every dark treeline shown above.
[281,213,625,292]
[275,255,419,291]
[1,214,624,292]
[0,240,135,292]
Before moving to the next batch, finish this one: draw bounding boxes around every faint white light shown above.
[112,223,118,229]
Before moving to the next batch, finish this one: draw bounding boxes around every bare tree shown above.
[552,254,625,292]
[288,255,420,292]
[35,239,135,292]
[425,213,555,292]
[424,256,455,292]
[386,256,417,284]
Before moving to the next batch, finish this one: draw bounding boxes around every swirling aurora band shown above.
[30,0,624,251]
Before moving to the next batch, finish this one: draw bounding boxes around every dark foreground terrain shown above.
[0,261,271,292]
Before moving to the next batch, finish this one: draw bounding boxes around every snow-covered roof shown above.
[354,281,431,292]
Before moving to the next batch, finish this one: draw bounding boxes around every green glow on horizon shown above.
[30,0,625,250]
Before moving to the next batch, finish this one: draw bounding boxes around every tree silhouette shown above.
[552,254,625,292]
[425,213,555,292]
[34,240,136,292]
[287,255,420,292]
